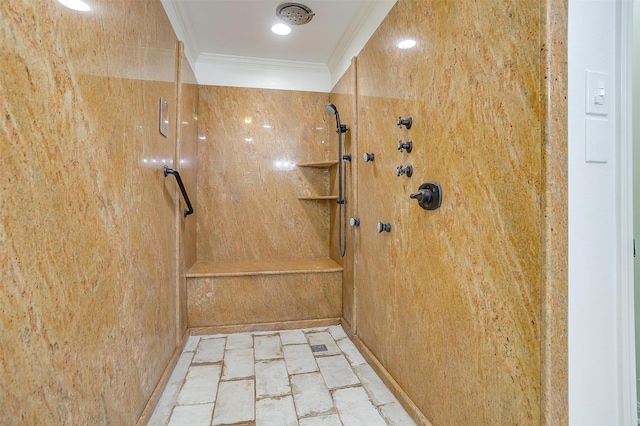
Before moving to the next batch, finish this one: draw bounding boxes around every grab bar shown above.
[163,165,194,217]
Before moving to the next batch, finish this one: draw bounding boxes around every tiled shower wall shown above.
[0,1,195,423]
[330,0,568,424]
[196,87,332,262]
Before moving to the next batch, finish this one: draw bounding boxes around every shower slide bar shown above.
[163,165,194,217]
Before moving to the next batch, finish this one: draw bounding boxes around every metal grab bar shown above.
[163,165,194,217]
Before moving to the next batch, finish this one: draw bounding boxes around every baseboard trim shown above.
[136,329,189,426]
[341,319,433,426]
[189,317,341,335]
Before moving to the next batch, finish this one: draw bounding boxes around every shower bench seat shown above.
[186,258,343,332]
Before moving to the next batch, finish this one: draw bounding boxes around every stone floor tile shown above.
[256,395,298,426]
[298,414,343,426]
[212,380,255,425]
[290,372,335,418]
[225,332,253,349]
[256,359,290,398]
[302,326,331,333]
[336,338,366,367]
[379,402,417,426]
[148,351,195,424]
[332,387,387,426]
[279,329,307,345]
[283,344,318,375]
[305,332,341,356]
[328,325,348,340]
[222,348,254,380]
[176,364,221,405]
[183,335,201,352]
[354,364,396,406]
[167,403,214,426]
[316,355,360,390]
[255,334,283,360]
[193,337,225,363]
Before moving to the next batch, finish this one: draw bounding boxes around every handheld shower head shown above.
[325,103,347,134]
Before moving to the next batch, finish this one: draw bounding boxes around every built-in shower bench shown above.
[186,258,343,332]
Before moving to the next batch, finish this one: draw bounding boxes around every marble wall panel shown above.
[176,43,199,340]
[0,1,179,423]
[540,0,568,423]
[187,272,342,327]
[197,86,332,262]
[353,0,544,424]
[329,59,358,329]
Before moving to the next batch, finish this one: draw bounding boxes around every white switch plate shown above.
[585,117,609,163]
[585,70,609,116]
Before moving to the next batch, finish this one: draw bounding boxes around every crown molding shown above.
[198,53,329,73]
[196,54,331,92]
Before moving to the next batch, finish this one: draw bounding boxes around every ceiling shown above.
[184,0,365,64]
[161,0,396,90]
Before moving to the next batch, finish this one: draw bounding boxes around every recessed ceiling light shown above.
[263,124,272,129]
[398,39,417,49]
[56,0,90,11]
[272,23,291,36]
[244,116,252,124]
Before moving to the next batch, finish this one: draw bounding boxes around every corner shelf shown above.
[297,160,338,201]
[298,195,338,201]
[297,161,338,168]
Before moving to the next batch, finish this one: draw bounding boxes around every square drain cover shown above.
[311,344,328,353]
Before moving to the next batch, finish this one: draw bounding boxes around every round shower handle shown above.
[377,222,391,233]
[350,218,360,227]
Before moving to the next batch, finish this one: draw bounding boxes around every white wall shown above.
[633,0,640,420]
[568,0,620,424]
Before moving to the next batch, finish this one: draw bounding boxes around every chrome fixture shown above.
[349,218,360,227]
[325,103,349,257]
[377,222,391,233]
[398,140,412,153]
[397,116,412,129]
[410,182,442,210]
[396,164,413,178]
[363,152,375,162]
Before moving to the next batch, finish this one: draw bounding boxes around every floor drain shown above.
[311,344,328,353]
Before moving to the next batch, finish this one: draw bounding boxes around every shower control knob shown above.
[396,164,413,178]
[377,222,391,233]
[349,218,360,227]
[363,152,375,162]
[397,116,412,129]
[410,182,443,210]
[397,140,413,153]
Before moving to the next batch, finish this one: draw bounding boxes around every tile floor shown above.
[148,325,417,426]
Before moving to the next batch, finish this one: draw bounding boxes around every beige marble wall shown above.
[187,271,342,327]
[197,86,332,262]
[176,43,199,341]
[0,1,181,423]
[329,59,358,329]
[353,0,547,424]
[540,0,568,423]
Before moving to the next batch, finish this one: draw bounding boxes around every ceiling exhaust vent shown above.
[276,2,315,26]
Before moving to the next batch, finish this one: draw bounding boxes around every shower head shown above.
[325,103,338,115]
[325,103,347,134]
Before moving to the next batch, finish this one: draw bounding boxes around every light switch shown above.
[586,71,609,116]
[585,117,609,163]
